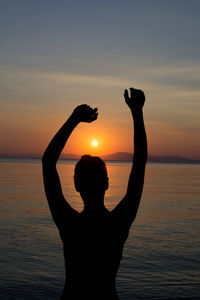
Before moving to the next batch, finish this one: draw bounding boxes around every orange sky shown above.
[1,87,200,159]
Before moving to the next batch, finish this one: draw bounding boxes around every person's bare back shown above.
[42,87,148,299]
[60,209,128,299]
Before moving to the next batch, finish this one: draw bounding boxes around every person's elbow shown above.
[133,151,148,166]
[42,150,55,166]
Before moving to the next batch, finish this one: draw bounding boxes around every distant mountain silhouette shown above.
[0,152,200,164]
[101,152,200,164]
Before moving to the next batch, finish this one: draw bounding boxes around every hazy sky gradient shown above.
[1,0,200,158]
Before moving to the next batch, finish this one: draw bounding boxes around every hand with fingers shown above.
[124,87,145,113]
[72,104,98,123]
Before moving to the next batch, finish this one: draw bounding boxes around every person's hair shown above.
[74,155,108,192]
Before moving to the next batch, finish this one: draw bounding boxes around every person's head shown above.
[74,155,109,197]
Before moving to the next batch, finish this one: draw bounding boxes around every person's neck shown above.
[81,191,106,215]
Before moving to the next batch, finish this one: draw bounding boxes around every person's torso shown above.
[59,210,130,298]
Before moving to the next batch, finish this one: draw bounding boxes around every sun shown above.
[91,140,99,147]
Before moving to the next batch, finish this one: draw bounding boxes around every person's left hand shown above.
[124,88,145,113]
[71,104,98,123]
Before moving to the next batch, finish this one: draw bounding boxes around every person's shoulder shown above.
[59,209,81,229]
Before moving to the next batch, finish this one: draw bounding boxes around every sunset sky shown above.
[1,1,200,159]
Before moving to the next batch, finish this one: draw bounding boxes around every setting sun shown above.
[91,140,99,147]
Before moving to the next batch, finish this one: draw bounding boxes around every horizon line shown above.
[0,152,200,163]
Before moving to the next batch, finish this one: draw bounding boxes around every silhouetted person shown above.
[42,87,148,299]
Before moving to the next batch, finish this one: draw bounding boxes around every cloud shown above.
[36,71,128,87]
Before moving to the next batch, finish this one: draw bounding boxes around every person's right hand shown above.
[124,87,145,112]
[71,104,98,123]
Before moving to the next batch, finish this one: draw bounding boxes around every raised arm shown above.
[42,105,98,228]
[112,87,148,225]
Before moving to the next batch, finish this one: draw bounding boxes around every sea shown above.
[0,158,200,299]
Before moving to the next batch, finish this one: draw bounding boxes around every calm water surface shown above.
[0,158,200,299]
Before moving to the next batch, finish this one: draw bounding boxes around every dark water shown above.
[0,158,200,299]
